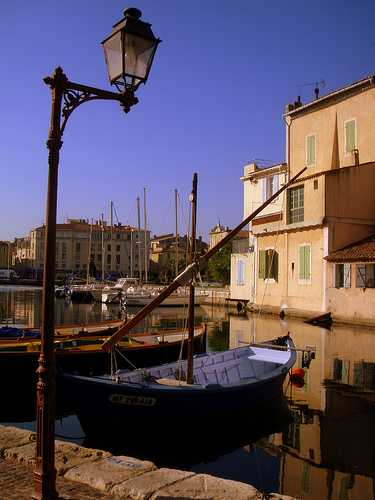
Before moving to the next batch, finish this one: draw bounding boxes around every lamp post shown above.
[32,8,160,500]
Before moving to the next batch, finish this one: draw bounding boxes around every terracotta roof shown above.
[325,235,375,263]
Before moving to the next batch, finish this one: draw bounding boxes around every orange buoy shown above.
[291,367,306,379]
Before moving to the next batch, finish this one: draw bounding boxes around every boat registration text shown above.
[109,394,156,406]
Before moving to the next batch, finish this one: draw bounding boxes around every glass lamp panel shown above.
[102,33,122,83]
[123,34,158,87]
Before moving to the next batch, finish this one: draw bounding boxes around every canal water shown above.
[1,285,375,499]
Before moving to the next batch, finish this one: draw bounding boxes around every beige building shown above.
[231,74,375,323]
[0,241,12,269]
[150,233,208,279]
[25,219,150,279]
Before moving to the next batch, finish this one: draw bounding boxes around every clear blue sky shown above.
[1,0,374,244]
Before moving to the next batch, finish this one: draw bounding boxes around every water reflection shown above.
[1,286,375,498]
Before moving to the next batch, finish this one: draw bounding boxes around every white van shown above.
[0,270,19,279]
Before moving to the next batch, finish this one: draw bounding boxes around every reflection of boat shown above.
[122,287,208,307]
[82,387,293,470]
[58,334,296,433]
[91,277,144,303]
[0,318,126,340]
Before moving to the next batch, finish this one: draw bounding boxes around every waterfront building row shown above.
[231,73,375,324]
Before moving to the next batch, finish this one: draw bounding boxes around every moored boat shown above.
[58,334,296,433]
[0,318,126,340]
[91,277,145,303]
[122,287,208,307]
[0,323,206,375]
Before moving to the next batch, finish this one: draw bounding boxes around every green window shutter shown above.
[307,134,316,165]
[299,245,310,280]
[259,250,266,279]
[346,120,356,153]
[267,249,274,279]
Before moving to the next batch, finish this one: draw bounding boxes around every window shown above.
[299,244,310,283]
[356,264,375,288]
[263,175,279,202]
[76,243,80,252]
[289,185,304,223]
[116,245,121,252]
[345,118,356,154]
[306,133,316,166]
[62,242,66,252]
[259,249,278,280]
[333,264,351,288]
[236,259,244,285]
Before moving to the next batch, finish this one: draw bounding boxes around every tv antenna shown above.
[297,79,325,99]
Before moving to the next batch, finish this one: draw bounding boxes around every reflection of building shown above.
[231,75,375,323]
[229,313,375,498]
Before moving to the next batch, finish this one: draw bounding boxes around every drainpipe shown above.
[282,113,292,183]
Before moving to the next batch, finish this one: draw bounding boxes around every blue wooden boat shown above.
[58,335,296,433]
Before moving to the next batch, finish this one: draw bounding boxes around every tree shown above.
[159,257,186,283]
[207,240,232,286]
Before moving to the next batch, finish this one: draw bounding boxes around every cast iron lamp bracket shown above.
[44,67,139,137]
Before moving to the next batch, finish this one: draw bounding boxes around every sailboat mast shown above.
[111,202,114,275]
[175,189,178,279]
[137,197,141,281]
[144,188,147,283]
[101,213,104,281]
[187,174,197,385]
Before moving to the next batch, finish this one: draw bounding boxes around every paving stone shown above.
[0,425,33,454]
[150,472,264,500]
[111,467,195,499]
[64,455,158,493]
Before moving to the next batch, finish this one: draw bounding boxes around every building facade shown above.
[24,219,150,279]
[150,233,208,279]
[231,74,375,322]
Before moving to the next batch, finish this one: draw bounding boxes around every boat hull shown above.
[123,293,208,307]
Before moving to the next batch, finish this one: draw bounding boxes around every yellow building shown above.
[231,74,375,323]
[26,219,150,279]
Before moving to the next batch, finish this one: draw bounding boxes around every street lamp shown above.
[32,9,160,500]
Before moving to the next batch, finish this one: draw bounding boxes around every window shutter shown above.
[343,264,351,288]
[273,175,279,200]
[259,250,266,279]
[263,178,267,202]
[299,245,310,279]
[356,264,366,288]
[346,120,356,153]
[236,259,244,285]
[307,135,316,165]
[267,249,274,278]
[332,264,338,288]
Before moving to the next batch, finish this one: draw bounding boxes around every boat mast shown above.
[101,213,104,281]
[102,166,307,352]
[187,174,197,384]
[175,189,178,278]
[137,197,142,281]
[144,188,147,283]
[111,202,114,275]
